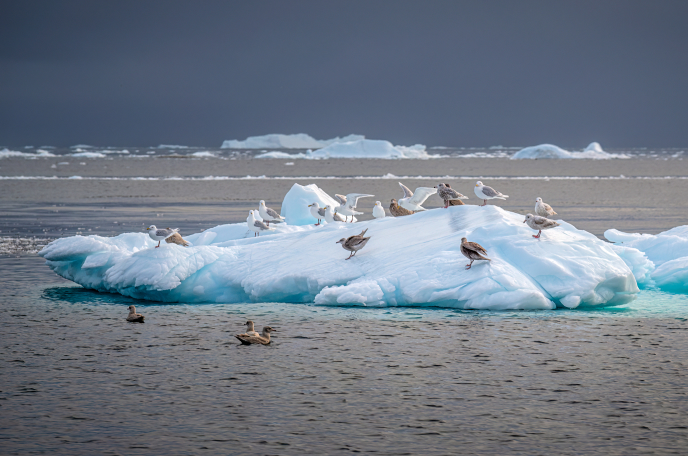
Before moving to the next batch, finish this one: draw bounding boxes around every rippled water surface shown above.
[1,256,687,455]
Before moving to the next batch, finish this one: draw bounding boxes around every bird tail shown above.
[359,228,368,237]
[499,195,509,199]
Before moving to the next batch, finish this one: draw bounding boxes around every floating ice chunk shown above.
[221,133,364,149]
[605,226,688,292]
[511,143,629,160]
[0,148,55,159]
[70,151,106,158]
[255,140,431,159]
[280,183,342,226]
[190,151,217,158]
[158,144,190,149]
[40,203,638,308]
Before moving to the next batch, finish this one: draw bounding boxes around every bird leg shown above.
[481,200,487,206]
[345,251,354,260]
[156,241,160,248]
[533,230,541,239]
[444,201,449,209]
[465,260,474,270]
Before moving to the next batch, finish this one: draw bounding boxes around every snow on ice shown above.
[255,139,432,160]
[39,184,639,309]
[221,133,364,149]
[511,142,629,159]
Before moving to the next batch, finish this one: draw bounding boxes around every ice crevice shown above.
[39,183,642,309]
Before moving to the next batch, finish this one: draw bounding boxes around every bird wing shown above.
[464,241,488,256]
[155,228,172,237]
[266,207,283,219]
[333,211,346,222]
[409,187,438,206]
[543,203,556,214]
[480,185,502,198]
[537,218,560,229]
[254,220,271,230]
[334,194,347,205]
[398,182,414,199]
[345,193,374,210]
[317,207,327,217]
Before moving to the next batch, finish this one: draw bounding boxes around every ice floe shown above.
[0,148,55,159]
[221,133,364,149]
[255,139,432,160]
[605,226,688,293]
[40,186,638,309]
[511,142,629,159]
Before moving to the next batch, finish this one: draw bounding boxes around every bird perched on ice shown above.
[247,210,275,237]
[147,225,180,248]
[524,214,560,239]
[236,326,276,345]
[460,237,491,270]
[389,198,414,217]
[165,232,190,247]
[336,228,371,260]
[334,193,374,222]
[398,182,437,212]
[372,201,386,219]
[308,202,327,225]
[240,320,260,337]
[474,181,509,206]
[324,205,346,223]
[535,197,557,218]
[258,200,285,226]
[126,305,145,323]
[435,183,468,208]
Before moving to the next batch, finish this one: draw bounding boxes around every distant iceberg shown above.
[605,226,688,293]
[221,133,365,149]
[40,184,638,309]
[0,148,55,159]
[255,139,432,160]
[511,142,629,159]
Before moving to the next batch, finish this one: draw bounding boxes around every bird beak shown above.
[523,220,526,223]
[308,204,313,207]
[146,228,150,230]
[475,184,479,187]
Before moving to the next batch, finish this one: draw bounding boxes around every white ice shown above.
[605,226,688,293]
[511,142,629,160]
[221,133,364,149]
[0,148,55,159]
[255,139,432,160]
[40,184,638,309]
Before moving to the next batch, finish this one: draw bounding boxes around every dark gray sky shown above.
[1,0,686,148]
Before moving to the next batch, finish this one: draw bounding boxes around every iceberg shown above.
[40,185,638,309]
[221,133,365,149]
[0,148,55,159]
[255,139,431,160]
[605,226,688,293]
[511,142,628,159]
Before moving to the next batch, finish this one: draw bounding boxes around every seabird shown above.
[247,210,275,237]
[324,205,346,223]
[389,198,414,217]
[165,232,190,247]
[336,228,371,260]
[474,181,509,206]
[235,326,276,345]
[435,183,468,208]
[535,197,557,218]
[258,200,285,226]
[372,201,386,219]
[334,193,374,222]
[398,182,437,212]
[240,320,260,337]
[524,213,560,238]
[308,202,327,225]
[460,237,491,270]
[147,225,180,248]
[126,305,145,323]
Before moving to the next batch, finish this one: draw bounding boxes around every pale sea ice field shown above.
[1,145,687,454]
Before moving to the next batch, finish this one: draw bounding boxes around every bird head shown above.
[536,197,542,202]
[147,225,156,231]
[461,237,468,243]
[259,200,266,208]
[245,320,253,327]
[524,214,533,223]
[308,203,318,208]
[128,305,135,311]
[375,201,381,206]
[475,181,483,187]
[263,326,276,333]
[391,198,397,204]
[336,238,346,244]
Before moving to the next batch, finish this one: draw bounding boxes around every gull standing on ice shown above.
[460,237,491,270]
[258,200,285,226]
[240,320,260,337]
[324,205,346,223]
[334,193,374,222]
[535,197,557,218]
[372,201,386,219]
[398,182,437,212]
[147,225,180,248]
[336,228,371,260]
[308,202,327,225]
[236,326,276,345]
[524,214,560,239]
[389,199,414,217]
[247,210,274,237]
[474,181,509,206]
[435,183,468,208]
[126,305,145,323]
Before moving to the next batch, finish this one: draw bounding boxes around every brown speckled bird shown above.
[435,183,468,208]
[165,232,190,247]
[389,198,414,217]
[235,326,276,345]
[336,228,371,260]
[460,237,491,270]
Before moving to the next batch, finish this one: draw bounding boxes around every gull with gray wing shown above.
[147,225,180,248]
[334,193,374,222]
[474,181,509,206]
[259,200,285,226]
[398,182,437,212]
[308,202,327,225]
[247,210,275,237]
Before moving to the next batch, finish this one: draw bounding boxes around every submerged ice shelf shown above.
[39,184,639,310]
